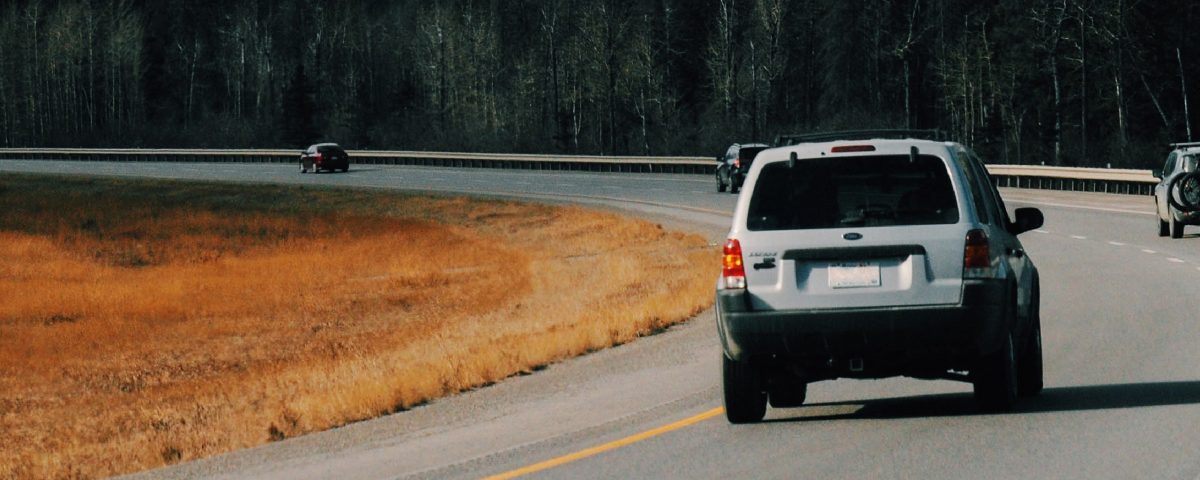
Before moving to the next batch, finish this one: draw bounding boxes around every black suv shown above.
[716,143,769,194]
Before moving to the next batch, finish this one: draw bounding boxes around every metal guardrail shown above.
[986,165,1158,196]
[0,148,1161,195]
[0,148,713,174]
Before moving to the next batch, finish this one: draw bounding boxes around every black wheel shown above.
[974,332,1018,412]
[730,182,740,194]
[1171,217,1184,239]
[723,355,767,424]
[1159,217,1170,237]
[1018,282,1044,397]
[768,382,808,408]
[1167,172,1200,212]
[717,169,727,192]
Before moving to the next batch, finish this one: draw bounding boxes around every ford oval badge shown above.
[843,232,863,241]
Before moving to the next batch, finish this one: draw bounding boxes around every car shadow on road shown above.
[767,381,1200,422]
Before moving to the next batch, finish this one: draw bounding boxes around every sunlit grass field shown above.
[0,174,716,478]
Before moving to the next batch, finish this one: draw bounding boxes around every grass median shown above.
[0,174,716,478]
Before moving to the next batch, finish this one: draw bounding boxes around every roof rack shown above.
[774,129,947,146]
[1170,142,1200,149]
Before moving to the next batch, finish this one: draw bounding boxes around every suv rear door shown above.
[736,149,967,311]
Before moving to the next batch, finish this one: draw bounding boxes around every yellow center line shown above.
[483,407,725,480]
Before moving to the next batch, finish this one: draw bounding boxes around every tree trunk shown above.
[1180,47,1192,141]
[1079,7,1087,164]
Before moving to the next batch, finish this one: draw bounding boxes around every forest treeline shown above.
[1,0,1198,168]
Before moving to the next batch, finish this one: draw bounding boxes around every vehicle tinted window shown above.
[739,147,767,161]
[746,155,959,231]
[1183,154,1198,173]
[967,152,1011,226]
[1165,152,1178,176]
[954,152,991,224]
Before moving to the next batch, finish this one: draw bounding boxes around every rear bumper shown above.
[715,280,1009,377]
[1172,207,1200,224]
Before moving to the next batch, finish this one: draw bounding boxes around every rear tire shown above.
[723,355,767,424]
[717,171,727,192]
[974,332,1018,412]
[1018,318,1044,397]
[1171,217,1184,239]
[1159,218,1170,237]
[1018,283,1044,397]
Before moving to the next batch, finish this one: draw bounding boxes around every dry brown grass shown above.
[0,175,716,479]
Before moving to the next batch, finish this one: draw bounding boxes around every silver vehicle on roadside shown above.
[716,131,1045,423]
[1154,142,1200,239]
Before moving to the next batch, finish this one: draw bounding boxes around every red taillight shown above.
[963,229,991,275]
[313,152,324,161]
[722,239,746,289]
[830,145,877,153]
[734,157,742,169]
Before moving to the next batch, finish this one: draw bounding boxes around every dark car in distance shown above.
[300,143,350,173]
[716,143,769,194]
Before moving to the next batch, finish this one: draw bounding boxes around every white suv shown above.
[1154,142,1200,238]
[716,132,1045,423]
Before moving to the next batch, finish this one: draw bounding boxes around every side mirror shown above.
[1010,207,1044,235]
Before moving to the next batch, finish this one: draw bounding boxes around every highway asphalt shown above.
[3,160,1199,479]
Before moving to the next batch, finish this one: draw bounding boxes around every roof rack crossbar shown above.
[774,129,946,146]
[1170,142,1200,149]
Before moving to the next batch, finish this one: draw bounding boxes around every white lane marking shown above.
[1143,249,1158,254]
[1070,235,1088,240]
[1034,229,1049,234]
[1108,241,1127,246]
[601,185,623,190]
[1168,258,1186,263]
[1005,197,1154,216]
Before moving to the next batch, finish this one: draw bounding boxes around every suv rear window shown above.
[746,155,959,231]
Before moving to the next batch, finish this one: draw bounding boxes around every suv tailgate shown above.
[742,226,965,311]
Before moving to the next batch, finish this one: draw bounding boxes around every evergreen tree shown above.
[281,64,318,148]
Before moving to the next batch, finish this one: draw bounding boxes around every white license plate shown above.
[828,262,881,289]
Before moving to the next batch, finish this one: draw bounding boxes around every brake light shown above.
[963,229,992,278]
[734,157,742,169]
[830,145,876,153]
[313,152,324,161]
[722,239,746,289]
